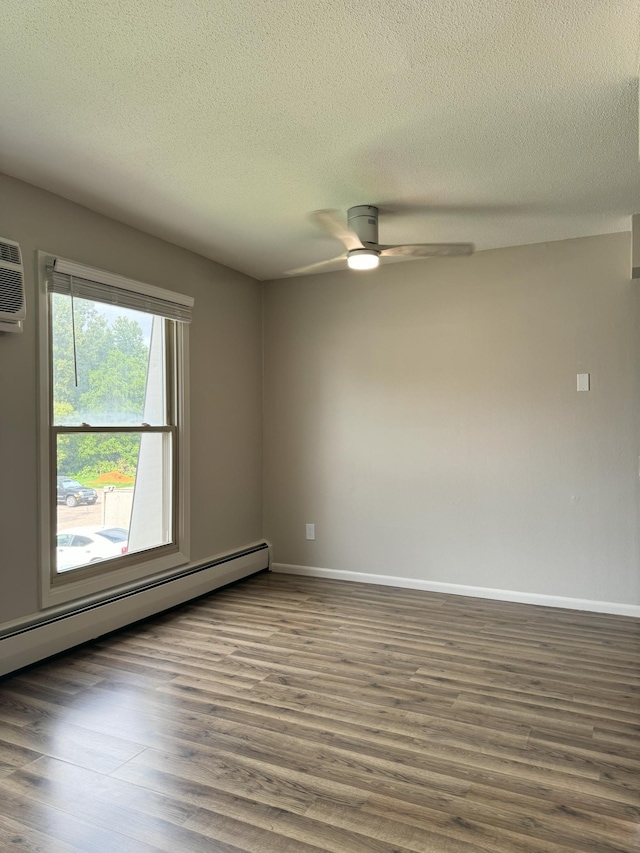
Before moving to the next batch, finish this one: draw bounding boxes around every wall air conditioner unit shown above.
[0,237,25,333]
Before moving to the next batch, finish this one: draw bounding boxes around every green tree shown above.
[52,295,150,479]
[52,295,113,417]
[53,401,77,471]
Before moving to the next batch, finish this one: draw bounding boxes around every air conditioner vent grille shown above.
[0,241,21,266]
[0,267,25,314]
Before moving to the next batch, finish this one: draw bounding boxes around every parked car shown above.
[56,477,98,508]
[56,525,129,572]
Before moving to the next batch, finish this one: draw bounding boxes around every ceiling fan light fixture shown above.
[283,206,475,276]
[347,248,380,270]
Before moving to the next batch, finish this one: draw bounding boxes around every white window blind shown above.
[46,257,193,323]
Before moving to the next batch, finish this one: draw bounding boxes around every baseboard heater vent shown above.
[1,542,269,677]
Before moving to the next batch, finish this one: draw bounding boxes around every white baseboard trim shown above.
[272,563,640,618]
[1,545,269,677]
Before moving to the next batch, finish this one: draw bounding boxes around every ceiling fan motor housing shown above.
[348,205,378,245]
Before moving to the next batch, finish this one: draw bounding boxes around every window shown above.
[39,254,192,607]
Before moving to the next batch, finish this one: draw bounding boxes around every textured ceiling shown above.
[1,0,639,280]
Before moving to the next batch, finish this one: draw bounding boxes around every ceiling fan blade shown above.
[284,254,347,276]
[310,209,364,251]
[379,243,475,258]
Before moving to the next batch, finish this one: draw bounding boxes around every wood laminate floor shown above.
[0,571,639,852]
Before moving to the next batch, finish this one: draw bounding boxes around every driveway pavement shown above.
[57,491,103,531]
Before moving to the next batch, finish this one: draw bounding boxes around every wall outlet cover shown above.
[577,373,590,392]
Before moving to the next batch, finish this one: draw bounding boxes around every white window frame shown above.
[37,251,191,608]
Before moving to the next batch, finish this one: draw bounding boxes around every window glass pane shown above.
[51,294,166,426]
[55,432,172,574]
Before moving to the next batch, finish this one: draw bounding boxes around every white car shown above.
[56,526,129,572]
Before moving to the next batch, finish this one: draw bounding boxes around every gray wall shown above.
[2,174,637,621]
[0,173,263,623]
[263,233,640,606]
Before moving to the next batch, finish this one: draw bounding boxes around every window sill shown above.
[41,548,190,609]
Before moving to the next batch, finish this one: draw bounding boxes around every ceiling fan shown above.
[285,205,475,276]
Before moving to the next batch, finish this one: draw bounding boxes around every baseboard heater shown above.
[1,542,269,678]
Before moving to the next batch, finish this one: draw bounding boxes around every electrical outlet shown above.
[305,523,315,541]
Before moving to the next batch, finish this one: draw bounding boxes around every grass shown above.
[78,470,135,490]
[81,478,133,489]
